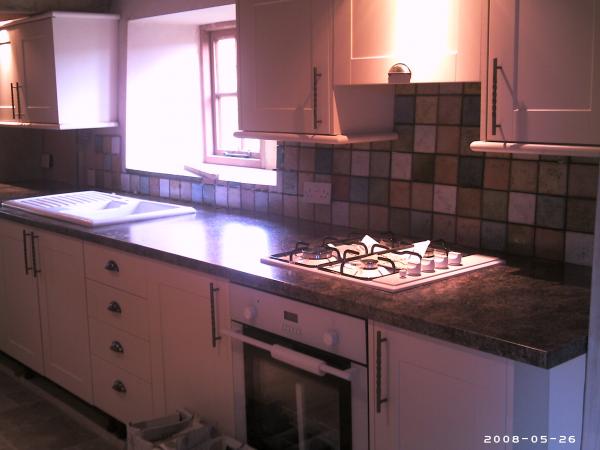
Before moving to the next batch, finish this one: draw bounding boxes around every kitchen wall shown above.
[22,82,596,266]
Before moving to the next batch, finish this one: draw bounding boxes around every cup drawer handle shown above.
[112,380,127,394]
[105,260,119,272]
[110,341,124,354]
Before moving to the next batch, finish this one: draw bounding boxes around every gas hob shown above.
[261,235,503,293]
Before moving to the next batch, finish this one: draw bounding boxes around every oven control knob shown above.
[323,331,339,348]
[243,306,257,322]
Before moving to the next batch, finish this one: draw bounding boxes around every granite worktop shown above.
[0,189,591,369]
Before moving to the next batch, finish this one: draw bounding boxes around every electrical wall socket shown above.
[303,181,331,205]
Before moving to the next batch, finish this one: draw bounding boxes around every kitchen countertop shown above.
[0,188,591,369]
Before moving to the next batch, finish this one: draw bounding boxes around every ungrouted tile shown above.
[461,95,481,126]
[350,203,369,230]
[436,126,460,154]
[411,182,433,211]
[283,194,298,218]
[332,175,350,201]
[314,204,332,224]
[481,190,508,221]
[299,147,315,172]
[268,192,283,215]
[434,155,459,185]
[215,184,228,207]
[351,151,370,176]
[437,95,462,125]
[390,180,411,208]
[315,148,333,174]
[507,224,534,256]
[255,190,268,213]
[458,157,484,187]
[169,180,181,200]
[394,96,415,124]
[433,214,456,243]
[484,158,510,190]
[433,184,457,214]
[535,228,565,261]
[159,178,169,198]
[417,83,440,95]
[369,178,389,205]
[414,125,436,153]
[298,200,314,221]
[410,211,433,238]
[460,127,481,156]
[191,183,202,203]
[120,174,130,193]
[412,154,435,182]
[369,205,389,232]
[332,201,350,226]
[392,125,415,152]
[535,195,566,229]
[241,188,255,211]
[370,152,391,178]
[481,221,507,251]
[456,217,481,248]
[391,152,412,180]
[464,82,481,95]
[350,177,369,203]
[566,198,596,233]
[415,96,438,124]
[538,161,567,195]
[283,146,299,171]
[457,187,482,218]
[510,160,538,193]
[228,186,241,209]
[333,149,351,174]
[390,208,411,234]
[565,232,594,266]
[508,192,536,225]
[439,83,463,94]
[568,164,598,198]
[180,181,191,201]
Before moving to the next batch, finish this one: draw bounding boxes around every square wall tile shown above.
[460,127,481,156]
[149,177,160,197]
[461,95,481,126]
[414,125,436,153]
[315,204,332,224]
[169,180,181,200]
[439,83,463,94]
[394,96,415,124]
[390,208,411,235]
[433,184,457,214]
[565,232,594,266]
[456,217,481,248]
[216,184,228,207]
[538,161,567,195]
[332,201,350,226]
[391,153,412,180]
[332,175,350,201]
[464,83,481,95]
[392,125,415,152]
[350,177,369,203]
[395,84,416,95]
[203,184,216,206]
[283,146,299,171]
[390,180,411,208]
[457,187,482,218]
[228,186,241,209]
[298,200,315,221]
[369,205,389,232]
[458,157,484,188]
[283,194,298,218]
[140,176,150,195]
[333,150,351,175]
[433,214,456,243]
[484,158,510,190]
[417,83,440,94]
[568,164,598,198]
[412,154,435,182]
[350,203,369,230]
[268,192,283,215]
[180,181,192,201]
[535,195,565,229]
[510,160,538,193]
[437,95,462,125]
[299,147,316,172]
[369,178,389,205]
[411,182,434,211]
[191,183,202,203]
[415,96,438,124]
[241,189,255,211]
[436,126,460,154]
[507,224,534,256]
[481,190,508,222]
[159,178,169,198]
[298,172,314,195]
[410,211,433,238]
[535,228,565,261]
[481,221,507,251]
[567,198,596,233]
[351,151,370,176]
[120,174,130,193]
[283,171,298,195]
[130,175,140,194]
[315,148,333,174]
[508,192,536,225]
[434,155,459,185]
[370,152,391,178]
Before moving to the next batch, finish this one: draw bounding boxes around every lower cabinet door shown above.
[370,322,508,450]
[148,262,235,436]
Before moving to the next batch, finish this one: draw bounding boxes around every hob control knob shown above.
[323,330,339,348]
[243,306,257,322]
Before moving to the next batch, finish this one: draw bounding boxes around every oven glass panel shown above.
[244,344,352,450]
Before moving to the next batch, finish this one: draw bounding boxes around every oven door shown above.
[226,323,369,450]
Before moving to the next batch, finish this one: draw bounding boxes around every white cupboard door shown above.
[0,222,44,374]
[36,229,92,403]
[238,0,332,134]
[488,0,600,145]
[370,323,507,450]
[149,264,235,436]
[0,29,20,122]
[11,19,59,124]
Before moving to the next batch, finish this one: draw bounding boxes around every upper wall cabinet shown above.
[472,0,600,156]
[0,12,118,130]
[334,0,484,85]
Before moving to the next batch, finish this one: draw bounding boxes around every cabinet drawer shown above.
[87,279,149,339]
[91,356,153,423]
[89,318,151,382]
[84,243,147,296]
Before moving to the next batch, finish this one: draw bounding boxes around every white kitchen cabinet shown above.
[0,11,118,129]
[236,0,396,144]
[370,321,586,450]
[0,27,21,123]
[474,0,600,155]
[0,219,92,402]
[334,0,484,85]
[148,261,235,436]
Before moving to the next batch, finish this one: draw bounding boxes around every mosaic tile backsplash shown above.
[42,83,600,266]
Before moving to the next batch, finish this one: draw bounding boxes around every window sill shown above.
[189,163,277,186]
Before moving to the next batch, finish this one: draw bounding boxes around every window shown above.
[125,6,276,185]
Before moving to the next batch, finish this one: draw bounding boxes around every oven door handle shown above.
[223,329,352,381]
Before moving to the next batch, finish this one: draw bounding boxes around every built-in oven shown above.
[224,284,369,450]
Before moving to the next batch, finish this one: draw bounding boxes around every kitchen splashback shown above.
[3,83,597,266]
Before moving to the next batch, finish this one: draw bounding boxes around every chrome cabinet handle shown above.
[209,283,221,348]
[104,260,119,272]
[376,331,388,413]
[110,340,124,354]
[10,83,16,119]
[112,380,127,393]
[492,58,502,136]
[107,301,122,314]
[313,67,322,130]
[30,233,40,277]
[22,230,32,275]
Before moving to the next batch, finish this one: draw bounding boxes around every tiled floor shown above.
[0,370,119,450]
